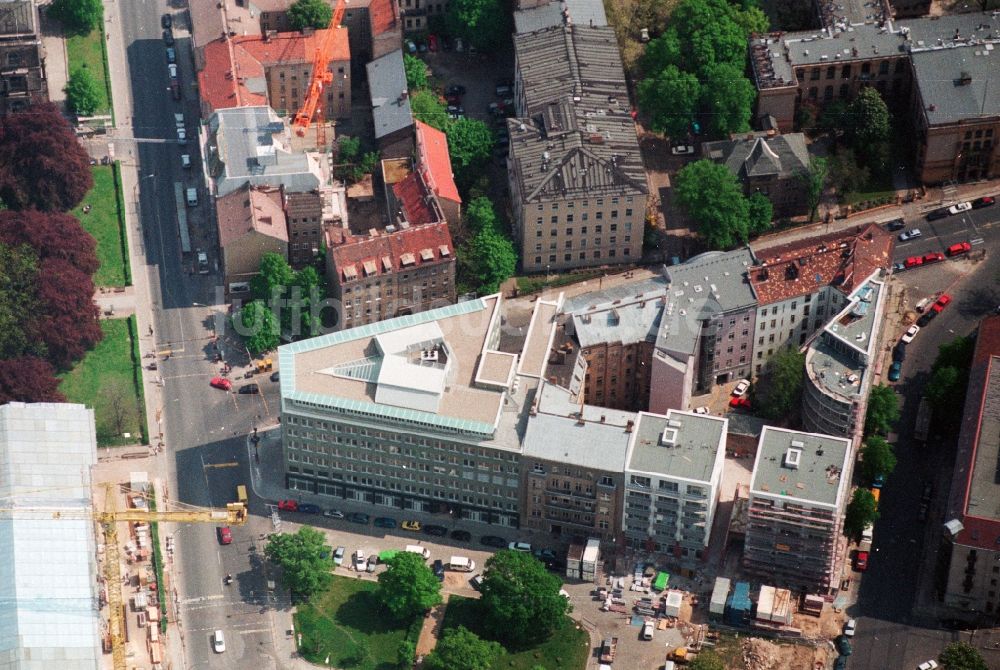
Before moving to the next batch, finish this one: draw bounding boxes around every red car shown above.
[210,377,232,391]
[972,195,995,209]
[854,550,869,571]
[217,526,232,545]
[931,294,952,313]
[277,500,298,511]
[904,256,923,269]
[729,396,751,410]
[947,241,971,257]
[428,34,439,52]
[922,252,944,264]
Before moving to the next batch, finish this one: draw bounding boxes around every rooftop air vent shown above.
[784,448,802,470]
[660,428,678,446]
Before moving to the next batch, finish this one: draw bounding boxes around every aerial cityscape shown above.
[1,0,1000,667]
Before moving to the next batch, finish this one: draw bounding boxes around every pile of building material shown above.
[741,637,780,670]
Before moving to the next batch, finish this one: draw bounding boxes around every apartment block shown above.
[623,411,727,563]
[285,190,325,269]
[216,184,288,297]
[0,0,47,115]
[744,427,852,592]
[941,315,1000,618]
[368,50,414,159]
[508,21,647,273]
[413,120,461,229]
[398,0,448,33]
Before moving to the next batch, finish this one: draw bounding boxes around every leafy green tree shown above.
[844,488,879,540]
[233,300,280,355]
[828,148,871,196]
[375,552,443,620]
[403,53,428,90]
[335,137,379,183]
[934,335,975,371]
[462,224,516,295]
[689,651,726,670]
[753,347,805,421]
[264,526,333,599]
[65,69,102,116]
[847,88,890,152]
[464,196,498,235]
[747,192,773,237]
[287,0,333,30]
[49,0,103,35]
[480,550,568,647]
[251,252,295,302]
[291,265,325,337]
[673,160,750,249]
[396,639,416,670]
[410,89,449,131]
[423,626,502,670]
[939,641,988,670]
[446,118,494,190]
[859,435,896,484]
[817,100,850,138]
[700,62,756,136]
[445,0,510,52]
[865,384,900,436]
[0,242,41,360]
[925,366,963,425]
[800,157,828,221]
[637,65,700,138]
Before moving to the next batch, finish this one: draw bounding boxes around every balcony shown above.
[545,486,597,501]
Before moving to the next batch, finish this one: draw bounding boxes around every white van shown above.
[861,524,874,543]
[180,154,191,169]
[404,545,430,560]
[186,187,198,207]
[641,620,654,640]
[449,556,475,572]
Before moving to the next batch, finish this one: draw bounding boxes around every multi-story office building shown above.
[744,427,852,592]
[0,0,47,115]
[507,20,647,273]
[942,315,1000,618]
[623,410,727,563]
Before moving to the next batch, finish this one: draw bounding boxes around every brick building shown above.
[0,0,47,115]
[367,50,414,159]
[216,184,288,298]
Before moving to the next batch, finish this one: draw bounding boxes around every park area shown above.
[72,165,130,287]
[65,26,112,116]
[59,316,146,446]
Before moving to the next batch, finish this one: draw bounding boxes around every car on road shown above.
[893,342,906,362]
[217,526,232,545]
[854,550,869,571]
[844,619,857,637]
[170,81,181,100]
[423,524,448,537]
[534,548,558,561]
[904,256,924,269]
[450,529,472,541]
[925,208,949,220]
[948,202,972,215]
[892,261,906,273]
[480,535,507,548]
[333,546,346,566]
[917,661,939,670]
[901,324,920,343]
[445,84,466,96]
[166,47,176,63]
[346,512,369,524]
[888,361,902,382]
[210,377,232,391]
[353,550,367,571]
[432,559,445,581]
[297,503,321,514]
[270,371,280,382]
[373,516,397,528]
[835,635,852,656]
[899,229,922,241]
[732,379,750,396]
[729,396,751,409]
[931,294,951,313]
[922,251,944,264]
[972,196,995,209]
[670,144,695,155]
[401,520,422,532]
[163,29,174,46]
[212,630,226,653]
[323,509,345,519]
[885,218,906,231]
[470,573,483,590]
[947,241,972,256]
[168,63,178,80]
[161,13,172,28]
[428,34,438,51]
[277,499,298,511]
[508,541,532,552]
[917,310,937,327]
[238,383,260,394]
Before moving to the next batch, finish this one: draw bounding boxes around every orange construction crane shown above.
[292,0,347,145]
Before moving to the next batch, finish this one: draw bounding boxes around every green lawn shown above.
[59,317,145,447]
[295,576,416,670]
[73,165,129,287]
[440,596,590,670]
[65,26,111,115]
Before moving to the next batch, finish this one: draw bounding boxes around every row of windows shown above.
[534,248,630,264]
[797,60,905,82]
[537,197,633,210]
[535,222,631,236]
[534,236,631,252]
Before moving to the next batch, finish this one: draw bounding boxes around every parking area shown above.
[421,48,514,127]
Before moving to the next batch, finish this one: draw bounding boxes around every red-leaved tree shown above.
[0,356,66,404]
[34,257,102,368]
[0,102,93,212]
[0,210,99,276]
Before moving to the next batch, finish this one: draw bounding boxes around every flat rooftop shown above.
[965,360,1000,524]
[522,412,631,472]
[750,427,851,509]
[626,411,727,484]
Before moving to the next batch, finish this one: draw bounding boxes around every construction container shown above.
[757,585,776,622]
[581,538,600,582]
[725,581,752,626]
[710,577,731,617]
[771,588,794,625]
[663,590,684,618]
[653,571,670,591]
[566,539,585,580]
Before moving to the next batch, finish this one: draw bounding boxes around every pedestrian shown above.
[148,325,153,336]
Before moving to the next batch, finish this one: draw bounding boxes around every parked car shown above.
[323,508,345,519]
[885,218,906,231]
[904,256,924,269]
[353,550,367,570]
[892,342,906,362]
[423,525,448,537]
[270,371,280,382]
[972,196,995,209]
[217,526,232,545]
[470,573,483,590]
[298,503,321,514]
[844,619,857,637]
[210,377,232,391]
[917,661,939,670]
[238,383,260,395]
[432,559,445,581]
[888,361,902,382]
[692,406,709,414]
[534,548,558,561]
[917,310,937,327]
[925,208,949,221]
[346,512,369,524]
[212,630,226,653]
[931,294,952,313]
[922,252,944,264]
[899,229,922,241]
[168,63,178,80]
[480,535,507,548]
[947,241,972,256]
[835,636,852,656]
[161,13,172,28]
[401,520,422,532]
[670,144,695,156]
[508,541,532,552]
[163,29,174,45]
[333,546,346,566]
[450,530,471,541]
[428,34,439,52]
[166,47,176,64]
[729,396,751,409]
[901,324,920,343]
[892,261,906,273]
[854,550,869,572]
[445,84,466,96]
[495,83,512,97]
[170,81,181,100]
[277,499,298,511]
[373,516,397,528]
[732,379,750,396]
[641,620,655,640]
[948,202,972,215]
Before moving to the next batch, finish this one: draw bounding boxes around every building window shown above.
[841,65,851,79]
[879,61,889,75]
[826,66,835,79]
[810,68,820,80]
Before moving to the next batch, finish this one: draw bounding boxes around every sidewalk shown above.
[37,1,68,109]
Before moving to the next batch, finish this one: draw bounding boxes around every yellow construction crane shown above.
[3,483,248,670]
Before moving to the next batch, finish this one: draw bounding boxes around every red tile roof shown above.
[392,171,440,226]
[368,0,399,36]
[328,222,454,283]
[216,184,287,247]
[748,223,894,305]
[414,120,460,205]
[235,28,349,67]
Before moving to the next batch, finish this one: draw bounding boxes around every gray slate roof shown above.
[513,0,607,34]
[703,134,810,181]
[912,46,1000,125]
[367,50,414,140]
